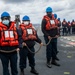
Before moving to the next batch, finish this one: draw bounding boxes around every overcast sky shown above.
[0,0,75,24]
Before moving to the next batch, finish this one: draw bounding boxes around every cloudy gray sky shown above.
[0,0,75,24]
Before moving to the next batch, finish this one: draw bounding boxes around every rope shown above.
[0,49,17,53]
[43,39,51,46]
[25,45,42,54]
[43,36,59,46]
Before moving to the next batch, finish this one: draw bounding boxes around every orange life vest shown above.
[43,15,58,30]
[58,20,61,24]
[0,22,19,46]
[72,22,75,25]
[62,21,67,25]
[19,23,37,41]
[55,19,58,26]
[58,21,60,23]
[68,23,71,26]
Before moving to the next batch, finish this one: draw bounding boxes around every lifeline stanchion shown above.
[24,44,42,54]
[0,49,17,53]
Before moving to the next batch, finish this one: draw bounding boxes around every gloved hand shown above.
[48,36,52,40]
[16,48,20,52]
[22,42,27,47]
[54,35,59,38]
[40,43,43,46]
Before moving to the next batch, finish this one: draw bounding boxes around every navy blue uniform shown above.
[41,17,58,62]
[0,22,21,75]
[71,21,75,34]
[62,21,68,36]
[19,29,41,70]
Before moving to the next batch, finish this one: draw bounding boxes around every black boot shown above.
[46,61,52,68]
[46,59,52,68]
[55,56,59,61]
[20,68,25,75]
[56,51,59,54]
[30,67,39,75]
[51,60,60,66]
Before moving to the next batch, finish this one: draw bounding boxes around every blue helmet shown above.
[72,19,74,21]
[22,15,30,21]
[1,12,10,18]
[54,14,57,18]
[63,18,65,20]
[58,18,60,21]
[46,7,53,13]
